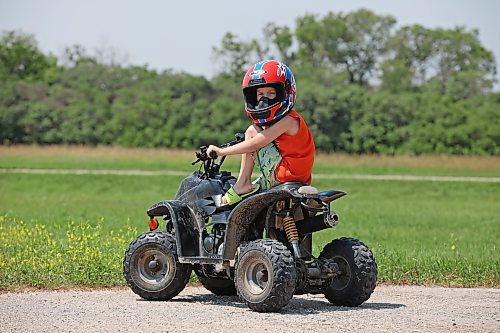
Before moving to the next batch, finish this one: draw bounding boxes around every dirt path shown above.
[1,286,498,332]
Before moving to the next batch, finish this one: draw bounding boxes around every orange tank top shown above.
[274,110,315,185]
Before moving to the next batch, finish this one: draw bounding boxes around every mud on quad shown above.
[123,133,377,312]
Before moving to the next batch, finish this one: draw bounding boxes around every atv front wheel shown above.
[319,237,377,306]
[235,239,296,312]
[123,232,192,301]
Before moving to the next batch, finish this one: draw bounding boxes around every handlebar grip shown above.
[209,150,218,159]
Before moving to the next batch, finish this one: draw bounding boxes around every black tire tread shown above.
[320,237,377,306]
[236,239,296,312]
[123,232,192,301]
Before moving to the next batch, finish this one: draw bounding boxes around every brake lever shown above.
[193,146,209,165]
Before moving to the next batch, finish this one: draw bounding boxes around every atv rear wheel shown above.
[235,239,296,312]
[319,237,377,306]
[123,232,192,301]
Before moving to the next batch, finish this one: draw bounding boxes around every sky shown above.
[1,0,499,84]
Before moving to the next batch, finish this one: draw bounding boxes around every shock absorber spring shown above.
[283,213,301,258]
[283,214,298,242]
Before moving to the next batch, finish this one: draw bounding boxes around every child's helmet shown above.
[242,60,296,126]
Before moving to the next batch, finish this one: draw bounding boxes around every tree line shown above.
[1,9,499,155]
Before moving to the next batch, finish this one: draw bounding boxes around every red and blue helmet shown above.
[242,60,296,126]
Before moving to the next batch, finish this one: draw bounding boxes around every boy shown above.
[207,60,315,205]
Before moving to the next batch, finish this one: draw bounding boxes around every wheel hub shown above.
[255,270,268,286]
[148,259,160,271]
[246,262,269,293]
[137,250,173,284]
[331,256,351,290]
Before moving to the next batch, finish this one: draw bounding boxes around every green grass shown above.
[311,178,499,287]
[0,147,499,290]
[1,146,499,177]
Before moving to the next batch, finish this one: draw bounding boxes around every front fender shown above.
[147,200,202,257]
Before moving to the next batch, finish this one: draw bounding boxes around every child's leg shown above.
[255,140,282,190]
[231,124,261,195]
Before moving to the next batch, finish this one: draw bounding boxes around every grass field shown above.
[0,146,499,290]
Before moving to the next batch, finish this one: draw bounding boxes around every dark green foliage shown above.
[1,8,499,155]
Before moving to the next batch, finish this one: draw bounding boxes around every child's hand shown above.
[206,145,223,158]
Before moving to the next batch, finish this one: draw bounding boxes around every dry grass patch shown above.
[0,145,193,159]
[1,145,499,172]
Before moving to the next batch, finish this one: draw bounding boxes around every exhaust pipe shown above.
[295,211,339,234]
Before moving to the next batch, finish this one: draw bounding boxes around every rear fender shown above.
[222,185,300,260]
[147,200,202,257]
[222,182,345,260]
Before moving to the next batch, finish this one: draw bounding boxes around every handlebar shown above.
[191,132,245,177]
[208,150,218,159]
[221,132,245,149]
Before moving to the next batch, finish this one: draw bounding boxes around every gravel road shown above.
[1,285,498,333]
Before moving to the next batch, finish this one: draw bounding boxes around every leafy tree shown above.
[383,25,497,96]
[0,31,59,82]
[1,11,499,157]
[294,10,396,85]
[382,24,434,90]
[262,23,294,64]
[432,27,496,95]
[212,33,256,77]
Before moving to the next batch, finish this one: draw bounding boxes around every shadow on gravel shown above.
[159,294,405,314]
[171,294,244,305]
[282,298,405,315]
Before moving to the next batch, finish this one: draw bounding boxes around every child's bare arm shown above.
[208,116,297,157]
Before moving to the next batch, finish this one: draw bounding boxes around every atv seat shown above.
[297,185,319,195]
